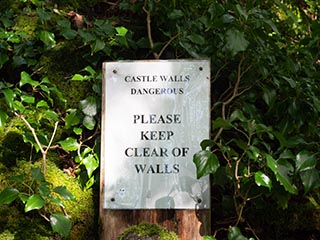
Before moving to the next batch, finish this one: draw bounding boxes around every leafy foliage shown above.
[0,167,75,237]
[1,0,320,239]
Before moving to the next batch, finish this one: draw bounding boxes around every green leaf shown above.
[228,226,248,240]
[31,168,45,182]
[187,33,205,45]
[39,31,56,48]
[203,236,217,240]
[254,171,272,190]
[212,117,233,130]
[0,188,19,205]
[0,109,8,128]
[83,115,96,130]
[50,213,72,238]
[262,88,276,107]
[61,28,77,40]
[22,132,40,152]
[9,174,25,183]
[39,182,51,197]
[295,151,317,172]
[36,100,49,108]
[73,127,82,135]
[266,155,297,194]
[236,4,248,20]
[19,193,29,204]
[65,109,81,129]
[2,88,15,109]
[116,26,128,36]
[21,95,35,104]
[58,137,79,151]
[193,150,220,179]
[229,109,247,122]
[200,139,215,150]
[83,66,96,76]
[53,186,76,201]
[300,169,320,194]
[36,8,51,22]
[168,9,184,19]
[71,74,87,81]
[225,28,249,56]
[92,38,105,53]
[25,194,45,212]
[43,109,59,121]
[80,96,97,117]
[82,153,99,178]
[48,195,65,208]
[20,71,39,87]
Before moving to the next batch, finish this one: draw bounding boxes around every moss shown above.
[117,222,179,240]
[0,117,31,167]
[13,14,38,40]
[38,40,92,109]
[0,158,96,239]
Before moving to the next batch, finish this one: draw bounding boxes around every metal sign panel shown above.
[101,60,210,209]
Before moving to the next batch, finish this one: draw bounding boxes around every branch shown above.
[14,112,45,155]
[143,2,159,59]
[143,0,178,59]
[214,55,246,142]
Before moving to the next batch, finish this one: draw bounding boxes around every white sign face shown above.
[102,60,210,209]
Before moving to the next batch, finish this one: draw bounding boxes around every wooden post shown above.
[99,209,211,239]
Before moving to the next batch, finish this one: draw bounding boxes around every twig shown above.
[14,112,59,175]
[143,0,178,59]
[143,2,159,59]
[214,55,246,142]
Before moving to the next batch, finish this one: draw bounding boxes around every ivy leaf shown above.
[61,28,77,40]
[83,115,96,130]
[0,109,8,128]
[80,96,97,117]
[299,169,320,194]
[2,88,15,109]
[266,155,297,194]
[64,109,81,129]
[48,195,65,208]
[0,188,19,205]
[58,137,79,151]
[225,28,249,56]
[115,26,128,36]
[39,182,51,197]
[71,74,88,81]
[31,168,45,182]
[295,151,316,172]
[193,150,220,179]
[212,117,233,130]
[254,171,272,190]
[53,186,76,201]
[25,194,45,212]
[203,236,217,240]
[187,33,205,45]
[50,214,72,238]
[21,94,35,104]
[82,153,99,178]
[228,226,248,240]
[39,30,56,48]
[92,38,105,53]
[20,71,39,87]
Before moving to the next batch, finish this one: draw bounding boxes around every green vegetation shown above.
[117,222,179,240]
[0,0,320,239]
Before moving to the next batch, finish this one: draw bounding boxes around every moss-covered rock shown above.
[0,158,96,240]
[117,222,179,240]
[0,117,31,167]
